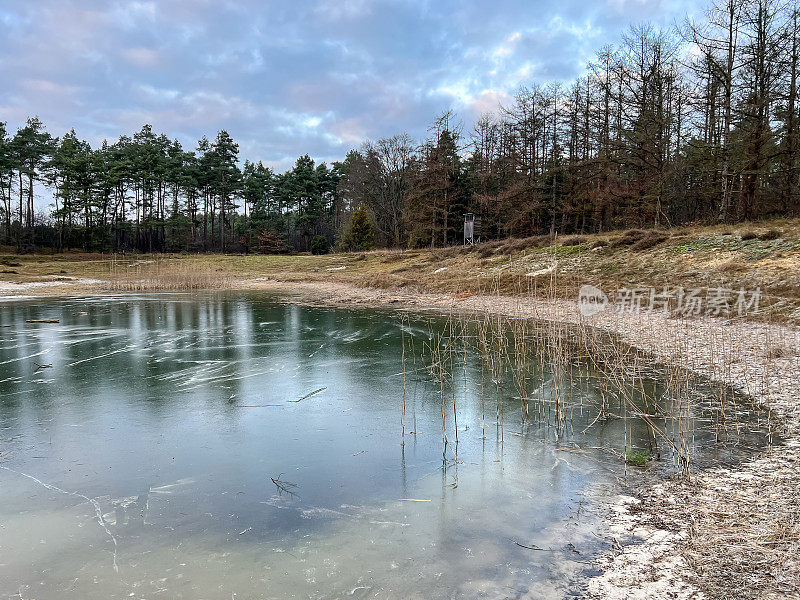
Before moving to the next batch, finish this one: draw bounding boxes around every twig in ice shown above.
[270,474,299,497]
[512,539,555,551]
[287,387,327,403]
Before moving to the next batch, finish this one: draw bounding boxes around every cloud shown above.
[491,31,522,62]
[111,1,157,25]
[0,0,696,169]
[20,79,82,96]
[314,0,373,22]
[122,47,162,68]
[466,89,514,118]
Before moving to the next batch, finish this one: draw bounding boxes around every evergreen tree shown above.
[209,130,241,250]
[0,122,15,243]
[12,117,55,249]
[342,205,374,251]
[405,117,461,247]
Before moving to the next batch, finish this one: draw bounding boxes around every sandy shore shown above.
[2,276,798,599]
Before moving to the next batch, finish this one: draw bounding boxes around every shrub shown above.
[340,206,375,252]
[406,229,431,249]
[255,229,287,254]
[310,235,330,255]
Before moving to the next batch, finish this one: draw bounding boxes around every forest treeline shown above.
[1,0,798,253]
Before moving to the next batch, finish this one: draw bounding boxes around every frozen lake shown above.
[0,294,771,599]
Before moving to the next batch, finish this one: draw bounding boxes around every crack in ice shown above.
[0,465,119,572]
[66,345,136,367]
[0,348,52,365]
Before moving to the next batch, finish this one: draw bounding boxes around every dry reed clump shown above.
[715,259,748,274]
[457,235,553,259]
[376,277,795,599]
[389,265,415,274]
[105,258,236,291]
[405,308,734,475]
[426,245,478,261]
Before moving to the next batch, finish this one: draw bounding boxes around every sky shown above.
[0,0,696,171]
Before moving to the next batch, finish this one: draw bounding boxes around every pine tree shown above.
[0,122,14,243]
[12,117,55,249]
[209,130,241,250]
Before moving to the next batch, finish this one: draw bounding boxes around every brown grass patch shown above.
[759,229,782,241]
[560,235,586,246]
[610,229,649,247]
[630,232,669,252]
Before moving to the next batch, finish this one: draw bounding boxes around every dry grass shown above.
[629,232,669,252]
[627,442,800,600]
[103,256,237,290]
[2,218,800,323]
